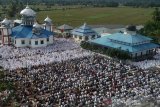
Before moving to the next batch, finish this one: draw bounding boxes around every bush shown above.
[81,41,131,60]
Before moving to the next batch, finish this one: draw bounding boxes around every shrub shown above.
[81,41,131,60]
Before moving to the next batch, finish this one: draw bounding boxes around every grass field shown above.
[35,7,154,27]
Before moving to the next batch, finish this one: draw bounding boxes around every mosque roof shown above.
[12,25,53,39]
[90,36,159,53]
[107,32,152,44]
[71,23,98,36]
[20,5,36,17]
[44,16,52,23]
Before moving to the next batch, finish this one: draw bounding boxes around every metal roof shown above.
[107,32,152,44]
[93,27,116,34]
[12,25,53,39]
[20,5,36,17]
[44,16,52,23]
[90,36,159,53]
[72,23,98,36]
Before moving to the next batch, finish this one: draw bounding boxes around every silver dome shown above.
[1,18,11,26]
[20,5,36,17]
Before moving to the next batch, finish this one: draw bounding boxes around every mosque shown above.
[90,26,159,58]
[71,23,99,42]
[0,5,54,48]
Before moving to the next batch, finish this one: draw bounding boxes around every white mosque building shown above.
[0,5,54,48]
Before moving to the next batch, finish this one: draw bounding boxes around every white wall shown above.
[3,29,8,35]
[8,29,12,35]
[14,36,54,48]
[2,28,12,35]
[3,36,9,44]
[44,25,52,32]
[48,35,54,44]
[30,38,47,48]
[14,38,30,47]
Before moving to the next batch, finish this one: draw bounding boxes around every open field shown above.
[35,7,154,26]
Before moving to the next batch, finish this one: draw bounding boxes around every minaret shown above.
[20,5,36,26]
[43,16,53,32]
[0,17,12,45]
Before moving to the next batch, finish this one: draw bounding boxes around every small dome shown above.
[20,5,36,17]
[44,16,52,23]
[1,18,11,26]
[33,22,41,29]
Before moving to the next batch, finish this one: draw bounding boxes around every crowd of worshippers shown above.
[1,37,160,70]
[4,54,160,107]
[0,38,92,70]
[131,49,160,69]
[0,38,79,59]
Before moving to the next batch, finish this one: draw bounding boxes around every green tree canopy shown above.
[7,0,24,18]
[152,8,160,22]
[140,8,160,39]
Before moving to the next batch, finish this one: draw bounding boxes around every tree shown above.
[1,5,7,12]
[152,8,160,22]
[139,8,160,40]
[7,0,24,18]
[7,0,18,17]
